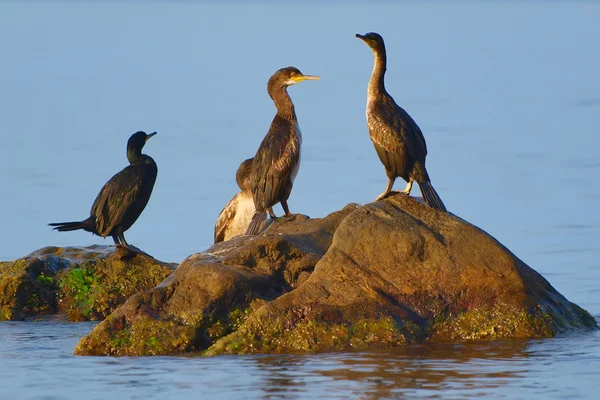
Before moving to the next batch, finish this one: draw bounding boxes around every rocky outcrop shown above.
[206,196,597,355]
[0,245,175,321]
[74,195,597,356]
[74,208,354,356]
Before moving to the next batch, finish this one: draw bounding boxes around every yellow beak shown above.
[294,74,320,82]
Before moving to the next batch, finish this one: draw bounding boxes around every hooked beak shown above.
[294,74,320,82]
[356,33,368,43]
[146,132,157,141]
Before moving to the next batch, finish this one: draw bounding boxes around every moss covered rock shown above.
[75,196,597,356]
[0,245,175,321]
[74,207,355,356]
[0,256,65,320]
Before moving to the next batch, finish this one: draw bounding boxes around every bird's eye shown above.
[290,71,296,76]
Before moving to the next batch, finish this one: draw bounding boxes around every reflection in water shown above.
[252,341,534,399]
[1,321,600,399]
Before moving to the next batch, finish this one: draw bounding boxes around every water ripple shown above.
[4,321,598,400]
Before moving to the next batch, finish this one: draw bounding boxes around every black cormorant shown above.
[214,157,265,243]
[49,131,158,250]
[245,66,319,235]
[356,32,447,211]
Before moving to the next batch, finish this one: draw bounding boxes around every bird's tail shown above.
[48,217,93,232]
[419,181,447,212]
[245,212,267,236]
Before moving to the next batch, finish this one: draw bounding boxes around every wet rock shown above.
[0,245,175,321]
[74,207,355,356]
[74,196,597,356]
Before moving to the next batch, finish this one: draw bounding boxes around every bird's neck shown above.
[239,181,251,192]
[368,49,387,97]
[237,176,251,192]
[127,149,152,165]
[271,87,297,121]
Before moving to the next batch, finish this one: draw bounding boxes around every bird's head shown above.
[236,157,254,191]
[127,131,157,164]
[267,66,320,94]
[356,32,386,53]
[127,131,157,152]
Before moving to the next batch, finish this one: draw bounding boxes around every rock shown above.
[74,207,355,356]
[74,196,597,356]
[0,245,176,321]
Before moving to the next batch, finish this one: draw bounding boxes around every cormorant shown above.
[214,157,265,243]
[49,131,158,250]
[245,66,319,235]
[356,32,447,211]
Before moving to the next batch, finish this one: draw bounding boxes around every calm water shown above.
[1,1,599,398]
[2,319,600,399]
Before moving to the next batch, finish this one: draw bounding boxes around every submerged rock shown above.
[75,196,597,356]
[0,245,175,321]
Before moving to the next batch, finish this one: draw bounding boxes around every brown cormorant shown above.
[49,131,158,250]
[245,66,319,235]
[214,157,265,243]
[356,32,447,211]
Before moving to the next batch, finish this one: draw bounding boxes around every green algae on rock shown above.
[74,207,356,356]
[0,257,64,320]
[75,196,597,356]
[0,245,175,321]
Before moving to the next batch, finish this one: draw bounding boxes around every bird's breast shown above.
[366,108,383,135]
[218,191,257,242]
[230,192,256,237]
[294,120,303,144]
[290,122,302,183]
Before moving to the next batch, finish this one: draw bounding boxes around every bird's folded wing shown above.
[214,194,238,243]
[252,128,300,210]
[90,165,146,236]
[372,101,428,161]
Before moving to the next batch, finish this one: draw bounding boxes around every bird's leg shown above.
[375,177,396,201]
[115,233,151,258]
[268,208,277,219]
[398,180,413,195]
[281,200,292,217]
[112,234,121,247]
[118,233,134,251]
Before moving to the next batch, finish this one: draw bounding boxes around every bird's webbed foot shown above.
[375,190,398,201]
[115,233,154,259]
[279,213,310,224]
[398,181,413,195]
[116,244,154,260]
[376,181,413,200]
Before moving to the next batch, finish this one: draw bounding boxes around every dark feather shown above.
[368,95,428,181]
[90,161,157,237]
[419,181,447,212]
[245,211,267,235]
[48,218,94,233]
[250,115,300,212]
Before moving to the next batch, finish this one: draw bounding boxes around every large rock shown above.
[74,196,597,356]
[74,208,354,356]
[0,245,175,321]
